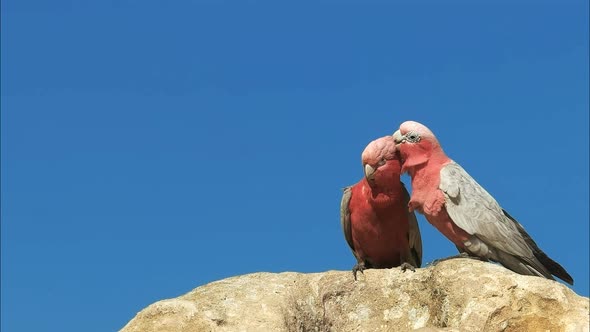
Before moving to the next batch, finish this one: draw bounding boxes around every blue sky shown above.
[1,1,588,331]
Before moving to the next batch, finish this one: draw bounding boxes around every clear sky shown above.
[1,1,588,331]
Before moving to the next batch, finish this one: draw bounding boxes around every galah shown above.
[341,136,423,280]
[392,121,573,285]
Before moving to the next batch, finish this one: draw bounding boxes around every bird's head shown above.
[361,136,401,187]
[392,120,444,173]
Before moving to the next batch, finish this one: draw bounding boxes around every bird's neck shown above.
[408,154,452,192]
[364,178,402,209]
[406,151,451,179]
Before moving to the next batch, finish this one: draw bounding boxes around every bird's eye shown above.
[377,158,386,166]
[406,131,421,143]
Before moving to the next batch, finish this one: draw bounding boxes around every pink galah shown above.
[392,121,572,285]
[341,136,422,280]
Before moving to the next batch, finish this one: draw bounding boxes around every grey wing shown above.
[503,209,573,285]
[340,186,355,254]
[402,182,422,268]
[439,162,533,258]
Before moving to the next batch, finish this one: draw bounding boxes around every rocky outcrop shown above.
[120,259,589,332]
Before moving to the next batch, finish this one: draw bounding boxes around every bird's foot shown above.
[427,252,485,267]
[352,262,366,281]
[408,200,418,212]
[400,262,416,273]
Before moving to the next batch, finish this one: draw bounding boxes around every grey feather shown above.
[340,186,356,257]
[503,209,573,285]
[439,162,553,279]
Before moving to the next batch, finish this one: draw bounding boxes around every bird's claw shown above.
[407,201,418,212]
[352,262,366,281]
[427,252,484,267]
[400,262,416,273]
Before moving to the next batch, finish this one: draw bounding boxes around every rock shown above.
[120,259,589,332]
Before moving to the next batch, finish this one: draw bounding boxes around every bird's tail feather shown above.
[502,209,574,285]
[493,250,555,281]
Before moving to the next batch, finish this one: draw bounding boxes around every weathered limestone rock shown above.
[120,259,589,332]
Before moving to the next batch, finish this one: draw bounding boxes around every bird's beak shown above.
[364,164,376,181]
[392,130,405,144]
